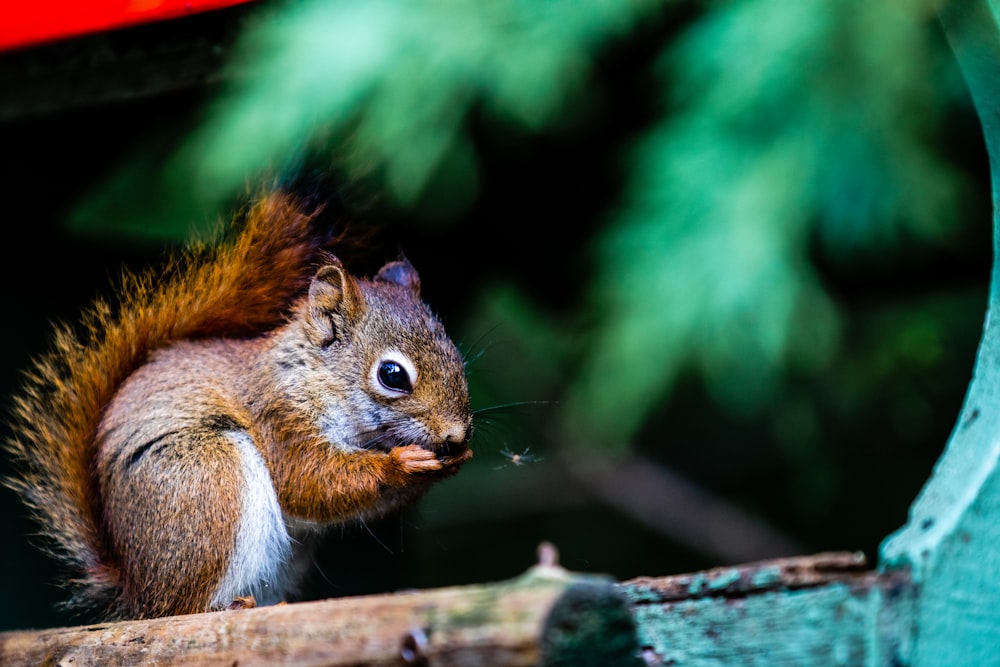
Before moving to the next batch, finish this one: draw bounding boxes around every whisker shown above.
[310,558,337,591]
[465,344,494,367]
[357,518,394,556]
[355,418,434,450]
[473,400,553,416]
[357,430,392,447]
[357,429,403,450]
[459,323,503,367]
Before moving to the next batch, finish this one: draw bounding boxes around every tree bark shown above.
[0,562,639,667]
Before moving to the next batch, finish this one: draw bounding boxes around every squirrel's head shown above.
[301,256,472,456]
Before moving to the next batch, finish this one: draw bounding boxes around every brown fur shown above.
[5,188,472,619]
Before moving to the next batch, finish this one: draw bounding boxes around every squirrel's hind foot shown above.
[227,595,257,611]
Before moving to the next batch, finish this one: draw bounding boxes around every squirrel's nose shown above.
[440,421,470,446]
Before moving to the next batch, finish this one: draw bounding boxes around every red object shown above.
[0,0,255,51]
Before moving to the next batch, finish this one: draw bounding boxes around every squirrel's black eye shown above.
[378,361,412,393]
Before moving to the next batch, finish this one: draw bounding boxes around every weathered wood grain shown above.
[0,564,640,667]
[0,552,901,667]
[623,552,914,666]
[878,1,1000,664]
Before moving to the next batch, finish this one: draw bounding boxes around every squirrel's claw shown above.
[440,447,473,468]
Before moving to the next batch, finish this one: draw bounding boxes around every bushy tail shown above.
[5,187,343,616]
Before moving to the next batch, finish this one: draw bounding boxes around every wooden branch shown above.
[0,551,899,667]
[622,551,914,666]
[0,558,641,667]
[624,550,869,602]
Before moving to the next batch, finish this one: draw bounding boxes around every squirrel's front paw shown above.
[432,447,473,478]
[391,444,444,474]
[440,447,473,469]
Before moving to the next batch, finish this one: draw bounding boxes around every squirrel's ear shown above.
[374,258,421,295]
[307,261,362,346]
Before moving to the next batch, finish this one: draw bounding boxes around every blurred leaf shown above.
[70,0,665,239]
[559,0,965,453]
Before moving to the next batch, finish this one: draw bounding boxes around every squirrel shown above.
[4,184,473,620]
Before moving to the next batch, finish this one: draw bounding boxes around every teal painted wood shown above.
[623,554,913,666]
[879,0,1000,664]
[628,581,911,666]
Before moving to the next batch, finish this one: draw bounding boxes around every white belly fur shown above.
[210,431,293,608]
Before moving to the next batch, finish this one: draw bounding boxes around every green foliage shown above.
[71,0,661,238]
[563,0,966,451]
[71,0,976,462]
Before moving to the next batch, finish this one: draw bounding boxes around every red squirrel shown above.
[5,186,473,620]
